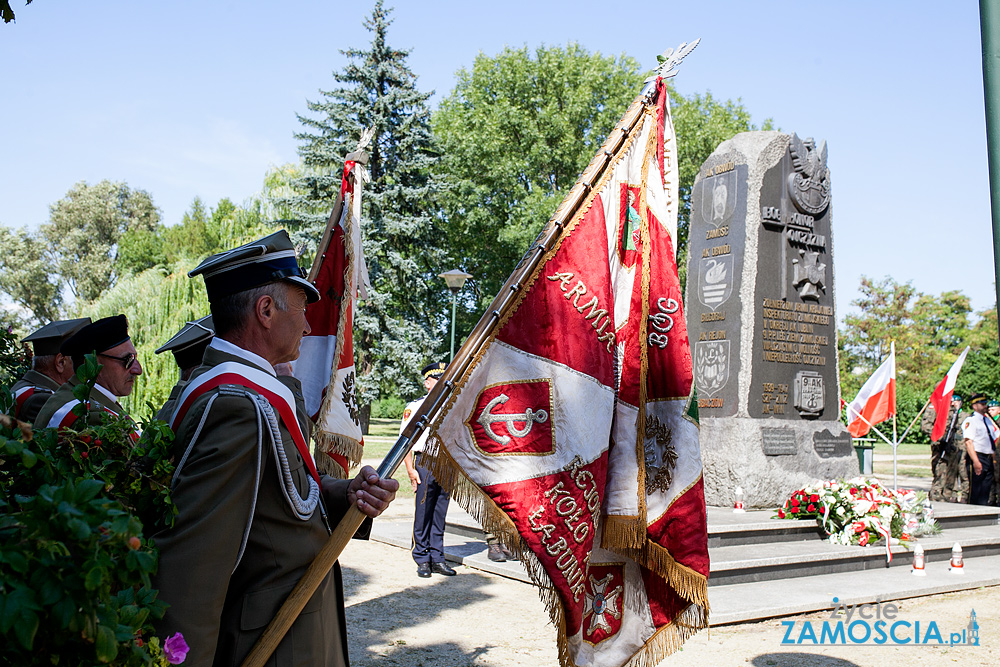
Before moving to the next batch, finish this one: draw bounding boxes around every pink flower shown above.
[164,633,189,664]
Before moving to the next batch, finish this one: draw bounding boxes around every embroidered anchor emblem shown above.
[477,393,549,446]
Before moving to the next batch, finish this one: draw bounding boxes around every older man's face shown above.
[271,284,311,364]
[96,340,142,397]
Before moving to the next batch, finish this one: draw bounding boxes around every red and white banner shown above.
[929,346,970,442]
[426,79,708,667]
[291,159,370,478]
[845,342,896,438]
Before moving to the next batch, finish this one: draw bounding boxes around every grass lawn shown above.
[871,441,930,458]
[873,463,932,479]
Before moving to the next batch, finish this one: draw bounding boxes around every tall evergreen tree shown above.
[279,0,445,413]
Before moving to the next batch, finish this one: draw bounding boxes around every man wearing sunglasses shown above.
[34,314,143,439]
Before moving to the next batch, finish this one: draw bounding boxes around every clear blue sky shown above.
[1,1,994,323]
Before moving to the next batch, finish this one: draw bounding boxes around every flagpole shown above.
[239,85,659,667]
[895,398,930,446]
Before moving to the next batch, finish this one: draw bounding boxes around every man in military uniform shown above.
[34,315,142,439]
[9,318,90,424]
[153,315,214,422]
[962,393,999,505]
[989,400,1000,505]
[152,230,397,667]
[402,361,457,577]
[921,393,965,501]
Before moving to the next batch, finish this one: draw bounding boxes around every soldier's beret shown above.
[988,400,1000,409]
[21,318,92,356]
[61,315,130,358]
[968,392,988,406]
[156,315,214,370]
[421,362,447,379]
[188,230,319,304]
[951,393,963,401]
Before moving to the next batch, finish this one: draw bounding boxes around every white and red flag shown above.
[426,77,708,667]
[928,346,970,442]
[845,342,897,438]
[292,137,372,478]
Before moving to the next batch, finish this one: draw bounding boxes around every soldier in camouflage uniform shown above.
[989,400,1000,504]
[921,394,965,502]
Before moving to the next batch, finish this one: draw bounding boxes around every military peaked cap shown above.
[22,318,92,356]
[421,361,447,379]
[968,392,989,406]
[188,230,320,304]
[61,315,130,358]
[156,315,214,369]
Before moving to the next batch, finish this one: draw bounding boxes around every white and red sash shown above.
[47,395,140,444]
[169,362,321,484]
[13,385,40,416]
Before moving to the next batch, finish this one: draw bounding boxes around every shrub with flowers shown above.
[773,476,938,549]
[1,355,186,665]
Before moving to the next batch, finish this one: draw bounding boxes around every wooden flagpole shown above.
[239,81,666,667]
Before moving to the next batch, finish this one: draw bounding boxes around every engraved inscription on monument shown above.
[813,430,853,459]
[686,159,748,418]
[761,428,798,456]
[751,134,838,420]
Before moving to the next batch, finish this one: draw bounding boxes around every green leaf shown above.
[95,624,118,663]
[20,448,37,468]
[76,478,106,502]
[52,596,76,629]
[84,567,104,591]
[14,609,39,650]
[4,551,29,573]
[66,518,92,540]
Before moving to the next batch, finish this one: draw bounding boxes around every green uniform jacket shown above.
[10,369,60,424]
[33,375,132,431]
[154,380,186,423]
[152,343,356,667]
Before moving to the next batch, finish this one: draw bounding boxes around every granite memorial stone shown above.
[685,131,857,508]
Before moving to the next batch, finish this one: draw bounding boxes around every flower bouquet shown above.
[774,476,938,561]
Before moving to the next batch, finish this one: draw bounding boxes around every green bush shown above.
[371,395,406,420]
[0,355,184,665]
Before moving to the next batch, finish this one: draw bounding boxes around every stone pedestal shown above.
[685,131,857,509]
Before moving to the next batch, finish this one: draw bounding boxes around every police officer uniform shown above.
[403,361,456,577]
[152,231,368,667]
[962,393,999,506]
[9,318,90,424]
[33,315,139,439]
[153,315,214,422]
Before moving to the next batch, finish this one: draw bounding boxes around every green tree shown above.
[42,180,160,303]
[432,44,773,328]
[162,197,219,263]
[1,0,31,24]
[279,0,445,410]
[0,226,63,324]
[959,305,1000,400]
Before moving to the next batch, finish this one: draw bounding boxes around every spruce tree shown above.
[281,0,445,417]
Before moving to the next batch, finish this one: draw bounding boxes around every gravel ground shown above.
[339,501,997,666]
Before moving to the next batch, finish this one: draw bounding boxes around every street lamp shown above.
[439,269,472,361]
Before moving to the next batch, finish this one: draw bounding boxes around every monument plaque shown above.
[686,132,857,508]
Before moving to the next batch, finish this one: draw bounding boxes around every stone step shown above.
[705,502,1000,548]
[709,554,1000,625]
[708,524,1000,587]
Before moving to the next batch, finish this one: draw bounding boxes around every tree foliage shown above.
[432,44,773,341]
[42,181,160,303]
[0,0,31,24]
[279,0,445,407]
[0,226,63,325]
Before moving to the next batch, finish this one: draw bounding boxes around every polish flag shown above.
[928,346,970,442]
[845,342,896,438]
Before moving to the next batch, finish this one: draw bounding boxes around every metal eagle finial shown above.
[645,38,701,84]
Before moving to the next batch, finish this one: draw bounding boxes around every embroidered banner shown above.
[426,79,708,667]
[291,159,370,478]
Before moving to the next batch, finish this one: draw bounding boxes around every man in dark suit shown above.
[152,230,397,666]
[9,317,90,424]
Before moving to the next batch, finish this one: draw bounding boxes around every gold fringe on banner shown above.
[623,603,709,667]
[311,191,363,479]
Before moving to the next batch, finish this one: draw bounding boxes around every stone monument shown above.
[685,131,857,508]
